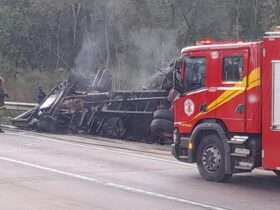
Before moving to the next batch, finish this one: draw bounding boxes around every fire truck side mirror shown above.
[173,58,185,93]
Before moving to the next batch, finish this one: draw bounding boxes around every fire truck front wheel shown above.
[196,134,232,182]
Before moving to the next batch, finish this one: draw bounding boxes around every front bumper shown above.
[171,136,194,163]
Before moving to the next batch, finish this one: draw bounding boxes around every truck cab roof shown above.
[181,41,261,54]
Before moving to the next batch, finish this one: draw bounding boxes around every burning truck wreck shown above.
[12,65,177,143]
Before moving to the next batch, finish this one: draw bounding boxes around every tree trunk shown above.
[104,12,111,68]
[234,0,241,40]
[56,11,61,69]
[276,0,280,24]
[253,0,258,38]
[178,1,199,43]
[72,3,81,47]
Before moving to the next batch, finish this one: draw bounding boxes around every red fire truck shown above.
[172,29,280,182]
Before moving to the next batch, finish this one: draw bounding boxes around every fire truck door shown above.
[174,54,213,134]
[215,49,249,132]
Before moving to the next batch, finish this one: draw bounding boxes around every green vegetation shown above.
[0,0,279,101]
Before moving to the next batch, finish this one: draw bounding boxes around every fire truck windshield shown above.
[184,57,206,92]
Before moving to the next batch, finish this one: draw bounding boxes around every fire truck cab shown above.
[172,30,280,182]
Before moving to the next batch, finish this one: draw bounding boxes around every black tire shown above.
[150,118,173,136]
[273,170,280,176]
[101,117,127,139]
[196,134,232,182]
[108,95,123,110]
[153,109,173,121]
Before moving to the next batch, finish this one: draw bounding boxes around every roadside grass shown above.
[3,68,67,103]
[0,108,23,125]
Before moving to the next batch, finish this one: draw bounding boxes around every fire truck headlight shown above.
[188,142,193,150]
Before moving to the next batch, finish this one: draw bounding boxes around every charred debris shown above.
[12,66,176,144]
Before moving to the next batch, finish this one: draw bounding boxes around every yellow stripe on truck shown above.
[195,68,260,120]
[175,68,261,128]
[208,67,260,113]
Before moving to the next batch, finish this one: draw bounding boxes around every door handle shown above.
[200,104,207,112]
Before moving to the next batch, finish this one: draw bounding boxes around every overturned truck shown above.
[12,68,175,143]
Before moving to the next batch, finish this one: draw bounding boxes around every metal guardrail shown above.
[5,101,38,111]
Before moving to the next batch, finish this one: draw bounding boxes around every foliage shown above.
[0,0,280,100]
[0,0,86,70]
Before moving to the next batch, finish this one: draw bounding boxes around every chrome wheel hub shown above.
[202,146,222,173]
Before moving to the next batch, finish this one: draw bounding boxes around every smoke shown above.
[128,28,178,88]
[73,0,179,90]
[74,36,97,76]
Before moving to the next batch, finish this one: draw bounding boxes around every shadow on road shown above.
[228,173,280,192]
[188,170,280,193]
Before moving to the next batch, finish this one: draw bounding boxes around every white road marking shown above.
[4,132,196,168]
[0,156,229,210]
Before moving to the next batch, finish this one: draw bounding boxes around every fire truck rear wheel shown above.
[197,134,231,182]
[273,170,280,176]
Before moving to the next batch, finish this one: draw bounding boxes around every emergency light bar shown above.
[196,39,244,46]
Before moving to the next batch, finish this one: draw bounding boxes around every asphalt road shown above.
[0,130,280,210]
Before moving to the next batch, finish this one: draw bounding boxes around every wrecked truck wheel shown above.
[153,109,173,121]
[108,95,123,110]
[37,114,57,133]
[196,134,232,182]
[150,119,173,137]
[101,117,127,139]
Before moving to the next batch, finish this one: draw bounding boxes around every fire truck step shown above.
[228,140,246,145]
[234,166,253,171]
[231,148,250,157]
[235,161,254,171]
[230,153,249,158]
[228,136,248,145]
